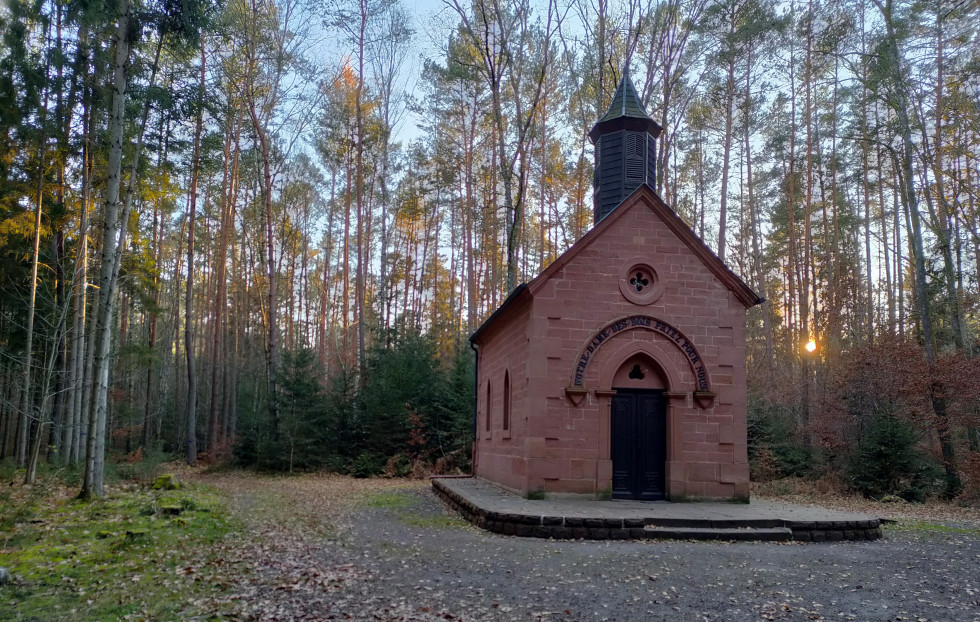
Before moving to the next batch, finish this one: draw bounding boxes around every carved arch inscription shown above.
[572,315,710,392]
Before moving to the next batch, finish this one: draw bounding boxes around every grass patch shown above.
[362,491,416,510]
[360,489,469,530]
[0,476,235,621]
[885,520,980,535]
[399,514,471,529]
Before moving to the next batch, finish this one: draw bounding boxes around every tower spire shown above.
[589,72,663,224]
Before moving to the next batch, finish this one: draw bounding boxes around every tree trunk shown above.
[81,11,161,498]
[18,27,53,469]
[742,43,771,366]
[81,0,131,499]
[19,112,48,469]
[355,0,368,377]
[717,50,735,261]
[184,41,206,466]
[872,0,959,494]
[209,116,239,455]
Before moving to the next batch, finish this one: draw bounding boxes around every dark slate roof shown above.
[589,73,663,143]
[597,72,650,123]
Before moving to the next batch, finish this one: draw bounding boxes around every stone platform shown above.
[432,476,883,542]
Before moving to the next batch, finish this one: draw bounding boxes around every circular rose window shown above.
[629,269,652,293]
[618,259,663,305]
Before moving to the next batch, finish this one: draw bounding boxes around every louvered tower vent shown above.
[588,73,664,224]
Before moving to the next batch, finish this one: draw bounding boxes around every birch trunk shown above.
[81,0,131,499]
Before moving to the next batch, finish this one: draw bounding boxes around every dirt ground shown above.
[191,472,980,622]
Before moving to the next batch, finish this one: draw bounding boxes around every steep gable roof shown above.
[471,185,763,344]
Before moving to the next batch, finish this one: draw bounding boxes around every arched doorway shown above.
[610,354,667,500]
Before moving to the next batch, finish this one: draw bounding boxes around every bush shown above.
[276,348,330,471]
[114,445,171,485]
[232,331,474,475]
[384,454,412,477]
[846,414,940,501]
[350,453,385,478]
[234,348,334,472]
[348,331,473,474]
[748,401,811,480]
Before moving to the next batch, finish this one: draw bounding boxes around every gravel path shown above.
[202,476,980,622]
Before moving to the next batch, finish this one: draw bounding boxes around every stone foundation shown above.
[432,478,882,543]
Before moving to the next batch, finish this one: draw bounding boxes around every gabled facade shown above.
[470,75,762,501]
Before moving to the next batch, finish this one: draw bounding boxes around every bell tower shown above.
[588,73,663,224]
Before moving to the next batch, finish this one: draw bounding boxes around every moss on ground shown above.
[0,474,235,621]
[360,488,470,530]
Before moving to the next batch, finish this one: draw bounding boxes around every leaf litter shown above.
[184,471,980,622]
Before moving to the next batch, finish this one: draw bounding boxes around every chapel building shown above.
[469,73,763,501]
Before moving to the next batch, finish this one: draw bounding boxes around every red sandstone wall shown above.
[473,297,532,494]
[521,196,750,499]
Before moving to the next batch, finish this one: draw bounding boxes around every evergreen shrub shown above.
[233,329,473,474]
[846,414,940,501]
[748,400,811,479]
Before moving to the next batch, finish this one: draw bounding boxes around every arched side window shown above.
[485,381,492,433]
[503,370,511,431]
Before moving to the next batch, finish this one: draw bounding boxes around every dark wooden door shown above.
[611,389,666,500]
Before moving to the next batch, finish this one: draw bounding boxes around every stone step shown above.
[641,517,785,530]
[431,478,883,543]
[642,525,794,541]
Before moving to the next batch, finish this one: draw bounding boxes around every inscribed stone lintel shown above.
[571,314,711,391]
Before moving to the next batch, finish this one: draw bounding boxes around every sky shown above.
[399,0,460,143]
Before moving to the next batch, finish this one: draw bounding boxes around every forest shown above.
[0,0,978,502]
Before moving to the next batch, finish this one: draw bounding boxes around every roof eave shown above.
[630,186,763,308]
[469,284,531,345]
[588,116,664,143]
